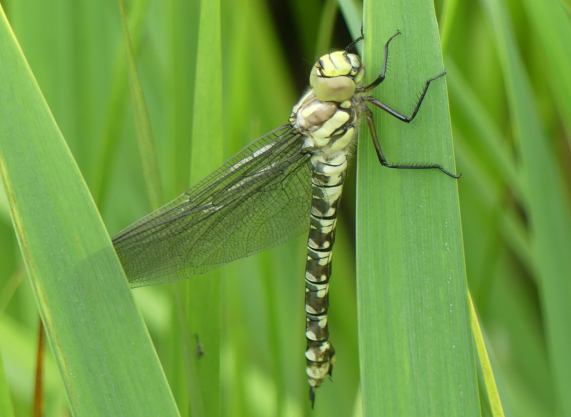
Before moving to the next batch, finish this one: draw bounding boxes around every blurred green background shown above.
[1,0,570,416]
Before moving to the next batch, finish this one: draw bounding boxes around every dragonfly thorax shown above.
[290,90,357,158]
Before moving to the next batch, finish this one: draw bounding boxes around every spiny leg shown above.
[358,30,402,92]
[364,71,446,123]
[344,25,364,52]
[364,109,461,178]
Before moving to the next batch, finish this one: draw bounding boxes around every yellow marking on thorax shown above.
[311,110,349,143]
[328,126,355,153]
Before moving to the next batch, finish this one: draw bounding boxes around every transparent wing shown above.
[112,125,312,287]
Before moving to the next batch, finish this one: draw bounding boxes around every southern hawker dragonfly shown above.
[112,31,459,406]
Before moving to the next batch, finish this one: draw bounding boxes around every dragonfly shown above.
[112,30,459,407]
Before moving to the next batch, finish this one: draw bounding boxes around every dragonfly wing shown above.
[112,125,312,287]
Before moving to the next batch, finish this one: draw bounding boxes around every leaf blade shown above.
[185,0,224,415]
[481,1,571,415]
[356,1,481,415]
[0,6,179,416]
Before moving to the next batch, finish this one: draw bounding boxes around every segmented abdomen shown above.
[304,152,347,400]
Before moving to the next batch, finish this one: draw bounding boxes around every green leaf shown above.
[314,0,338,59]
[185,0,224,415]
[356,1,480,416]
[0,307,67,414]
[481,1,571,416]
[469,294,506,417]
[519,0,571,144]
[446,60,525,202]
[0,352,15,417]
[0,6,179,417]
[118,0,163,209]
[338,0,363,40]
[446,61,533,274]
[92,0,150,208]
[439,0,459,50]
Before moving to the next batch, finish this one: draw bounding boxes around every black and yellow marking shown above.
[304,153,348,404]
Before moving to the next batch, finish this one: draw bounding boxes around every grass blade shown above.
[469,294,506,417]
[356,1,480,416]
[519,0,571,144]
[0,6,179,416]
[314,0,338,59]
[338,0,363,40]
[481,1,571,416]
[118,0,163,209]
[92,0,150,208]
[186,0,224,415]
[439,0,459,50]
[446,60,524,202]
[0,352,15,417]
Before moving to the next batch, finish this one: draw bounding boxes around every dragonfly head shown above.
[310,51,364,102]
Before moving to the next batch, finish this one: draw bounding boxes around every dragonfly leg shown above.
[358,30,402,92]
[364,110,461,179]
[344,24,364,52]
[364,71,446,123]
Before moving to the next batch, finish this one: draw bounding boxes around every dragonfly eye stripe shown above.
[328,53,336,69]
[318,59,325,71]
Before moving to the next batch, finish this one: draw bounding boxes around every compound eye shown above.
[315,60,324,77]
[310,66,356,102]
[346,53,362,77]
[318,51,353,78]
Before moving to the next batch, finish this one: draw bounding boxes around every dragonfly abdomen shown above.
[304,150,348,401]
